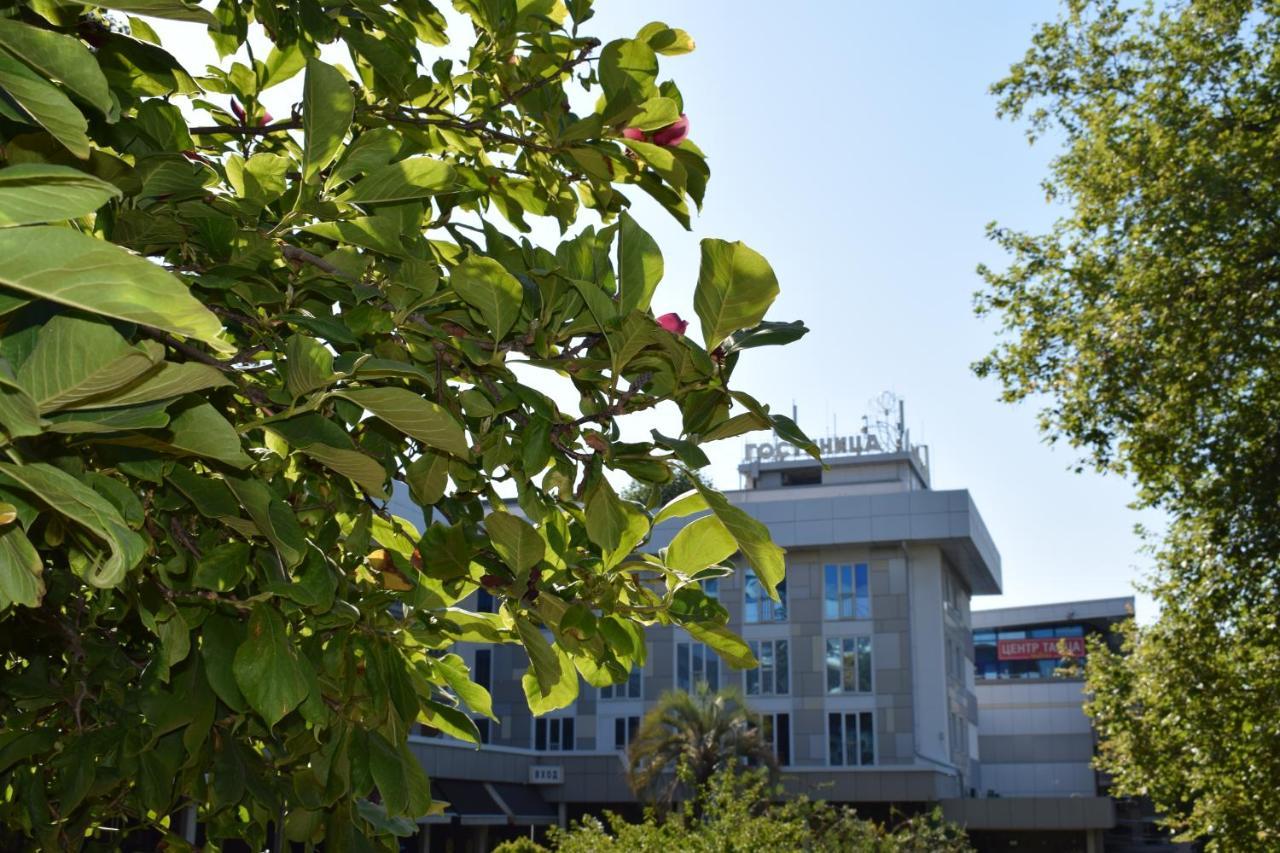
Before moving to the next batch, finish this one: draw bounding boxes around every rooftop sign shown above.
[997,637,1086,661]
[743,433,888,463]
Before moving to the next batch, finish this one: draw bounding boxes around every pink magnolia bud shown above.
[621,126,647,141]
[651,114,689,147]
[230,99,246,123]
[656,312,688,335]
[259,111,274,126]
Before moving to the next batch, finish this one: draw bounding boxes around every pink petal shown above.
[652,114,690,147]
[621,126,647,141]
[656,312,689,335]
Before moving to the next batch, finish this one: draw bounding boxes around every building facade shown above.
[390,440,1030,850]
[959,599,1189,853]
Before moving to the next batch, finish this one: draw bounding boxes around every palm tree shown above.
[626,684,778,811]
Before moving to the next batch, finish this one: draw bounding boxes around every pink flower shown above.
[621,115,691,148]
[651,114,689,147]
[259,111,274,126]
[230,99,246,123]
[656,312,688,335]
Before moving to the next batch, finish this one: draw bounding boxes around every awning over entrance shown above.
[487,782,559,825]
[422,779,558,827]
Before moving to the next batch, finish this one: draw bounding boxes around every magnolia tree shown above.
[0,0,816,848]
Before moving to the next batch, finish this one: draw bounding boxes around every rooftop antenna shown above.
[792,400,797,423]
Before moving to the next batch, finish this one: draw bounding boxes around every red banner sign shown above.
[996,637,1086,661]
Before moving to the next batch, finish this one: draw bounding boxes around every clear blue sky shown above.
[156,2,1161,618]
[581,2,1163,617]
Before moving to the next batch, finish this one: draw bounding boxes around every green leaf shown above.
[232,604,310,729]
[599,38,658,106]
[167,400,251,468]
[433,653,495,720]
[367,732,432,817]
[0,461,145,588]
[0,227,229,352]
[0,370,42,439]
[583,476,627,551]
[84,0,216,23]
[201,611,248,712]
[302,58,354,183]
[0,164,121,227]
[515,615,561,697]
[620,138,686,191]
[419,699,481,745]
[0,524,43,609]
[193,541,249,592]
[67,360,231,410]
[293,442,389,500]
[224,475,306,569]
[584,477,649,567]
[405,451,449,506]
[616,212,663,315]
[636,22,697,56]
[0,19,112,113]
[449,255,523,342]
[284,334,334,399]
[693,239,780,351]
[336,157,456,202]
[333,387,470,457]
[16,314,161,413]
[417,522,472,580]
[0,51,90,158]
[665,514,735,575]
[689,476,786,600]
[683,621,757,669]
[44,401,169,434]
[485,512,544,572]
[721,320,809,353]
[521,642,579,715]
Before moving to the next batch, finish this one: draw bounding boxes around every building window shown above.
[825,637,873,693]
[745,639,789,696]
[474,718,491,744]
[534,717,575,751]
[701,578,719,600]
[477,589,495,613]
[676,641,720,692]
[824,564,870,620]
[973,623,1088,681]
[601,668,642,700]
[827,711,875,766]
[781,467,821,486]
[473,649,492,690]
[758,712,791,766]
[613,716,640,751]
[744,571,787,623]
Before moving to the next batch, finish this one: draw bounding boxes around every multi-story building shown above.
[955,598,1189,853]
[392,429,1018,851]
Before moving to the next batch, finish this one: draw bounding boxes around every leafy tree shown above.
[0,1,813,848]
[495,767,975,853]
[977,0,1280,846]
[626,685,777,811]
[621,467,712,508]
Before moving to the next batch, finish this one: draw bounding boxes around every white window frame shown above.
[743,570,787,623]
[825,635,874,694]
[758,711,792,767]
[745,638,790,696]
[824,563,871,620]
[675,641,721,693]
[533,716,575,752]
[611,715,641,752]
[827,710,876,767]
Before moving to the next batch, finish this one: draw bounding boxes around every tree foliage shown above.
[620,466,711,508]
[977,0,1280,847]
[626,685,776,811]
[495,768,975,853]
[0,1,812,848]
